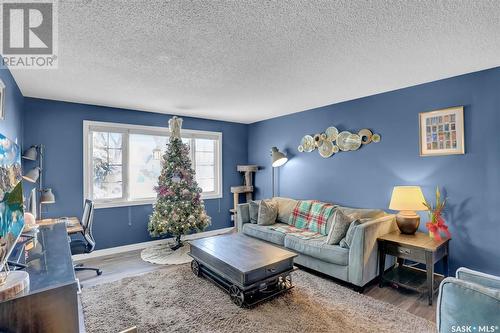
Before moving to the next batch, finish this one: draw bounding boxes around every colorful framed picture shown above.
[419,106,464,156]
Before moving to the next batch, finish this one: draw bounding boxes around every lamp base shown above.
[396,211,420,235]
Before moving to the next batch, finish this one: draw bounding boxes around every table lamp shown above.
[389,186,427,234]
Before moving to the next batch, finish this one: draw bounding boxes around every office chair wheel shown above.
[97,269,103,276]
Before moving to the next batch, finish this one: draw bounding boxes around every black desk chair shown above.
[71,199,102,276]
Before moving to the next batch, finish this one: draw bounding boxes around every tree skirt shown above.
[140,243,192,265]
[81,265,436,333]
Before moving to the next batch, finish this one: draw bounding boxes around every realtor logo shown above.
[1,0,58,69]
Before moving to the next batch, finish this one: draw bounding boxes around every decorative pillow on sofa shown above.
[257,200,278,226]
[271,197,298,225]
[326,209,356,245]
[339,220,361,249]
[249,200,261,224]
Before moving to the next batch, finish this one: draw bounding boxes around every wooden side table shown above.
[377,231,450,305]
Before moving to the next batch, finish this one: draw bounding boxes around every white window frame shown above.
[83,120,223,209]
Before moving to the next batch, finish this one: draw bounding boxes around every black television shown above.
[0,133,24,272]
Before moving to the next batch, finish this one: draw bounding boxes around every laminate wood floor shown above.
[76,250,436,323]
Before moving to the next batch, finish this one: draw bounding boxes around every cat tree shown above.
[230,165,259,225]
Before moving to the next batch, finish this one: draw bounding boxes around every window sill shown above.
[94,199,155,209]
[93,194,223,209]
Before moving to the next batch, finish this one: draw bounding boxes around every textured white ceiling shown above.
[10,0,500,124]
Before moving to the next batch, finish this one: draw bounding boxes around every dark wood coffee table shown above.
[189,234,297,307]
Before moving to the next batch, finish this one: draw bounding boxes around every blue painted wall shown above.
[248,67,500,276]
[0,69,24,145]
[23,98,248,249]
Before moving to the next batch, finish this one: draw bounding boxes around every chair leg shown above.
[75,266,103,276]
[74,263,84,268]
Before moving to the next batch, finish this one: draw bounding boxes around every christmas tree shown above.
[148,116,211,250]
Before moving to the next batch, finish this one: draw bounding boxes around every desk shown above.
[1,223,80,332]
[37,216,83,234]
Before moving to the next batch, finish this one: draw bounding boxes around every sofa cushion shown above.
[249,200,260,224]
[257,200,278,226]
[242,222,288,245]
[326,209,356,245]
[272,197,298,225]
[284,234,349,266]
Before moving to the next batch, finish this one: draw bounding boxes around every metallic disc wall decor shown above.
[313,133,323,147]
[346,133,362,150]
[336,131,352,151]
[300,135,315,152]
[319,140,334,158]
[298,126,380,158]
[325,127,339,141]
[358,129,373,144]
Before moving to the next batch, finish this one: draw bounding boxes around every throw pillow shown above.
[272,197,298,224]
[249,200,260,224]
[326,209,355,245]
[257,200,278,226]
[339,220,361,249]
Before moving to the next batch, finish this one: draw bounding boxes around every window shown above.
[84,121,222,208]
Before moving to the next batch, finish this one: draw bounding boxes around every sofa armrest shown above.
[456,267,500,290]
[348,214,398,286]
[236,203,250,232]
[437,277,500,333]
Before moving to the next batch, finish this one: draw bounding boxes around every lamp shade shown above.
[389,186,427,211]
[22,146,38,160]
[40,188,56,204]
[271,147,288,168]
[22,167,40,183]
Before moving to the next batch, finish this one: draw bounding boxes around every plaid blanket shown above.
[268,225,323,240]
[288,200,316,229]
[307,202,336,235]
[288,200,336,236]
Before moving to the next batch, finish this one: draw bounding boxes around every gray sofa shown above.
[237,201,397,289]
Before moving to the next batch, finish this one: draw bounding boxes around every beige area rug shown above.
[140,243,192,265]
[81,264,435,333]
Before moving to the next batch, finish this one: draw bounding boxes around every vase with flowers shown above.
[423,187,451,241]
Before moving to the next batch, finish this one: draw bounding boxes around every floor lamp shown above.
[22,144,56,220]
[270,147,288,197]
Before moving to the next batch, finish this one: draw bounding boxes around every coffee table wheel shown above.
[191,260,201,277]
[278,275,292,290]
[229,285,245,307]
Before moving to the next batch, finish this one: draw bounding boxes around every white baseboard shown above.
[72,227,234,262]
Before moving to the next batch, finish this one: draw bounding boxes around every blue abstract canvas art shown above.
[0,133,24,271]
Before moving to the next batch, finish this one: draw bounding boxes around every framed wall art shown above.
[419,106,464,156]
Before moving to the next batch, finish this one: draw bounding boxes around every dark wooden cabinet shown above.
[0,223,80,333]
[377,231,450,306]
